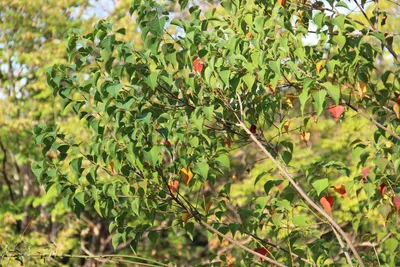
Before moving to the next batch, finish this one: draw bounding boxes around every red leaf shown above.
[163,139,171,147]
[394,196,400,212]
[193,58,204,74]
[250,124,257,134]
[228,264,234,267]
[329,105,344,122]
[361,166,372,182]
[379,183,386,197]
[334,185,347,198]
[254,247,267,262]
[254,247,267,255]
[320,196,334,214]
[395,92,400,105]
[278,0,286,7]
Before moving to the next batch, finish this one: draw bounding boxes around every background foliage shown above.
[1,0,400,266]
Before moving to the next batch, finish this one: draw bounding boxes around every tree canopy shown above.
[2,0,400,266]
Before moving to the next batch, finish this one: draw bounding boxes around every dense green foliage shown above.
[2,0,400,266]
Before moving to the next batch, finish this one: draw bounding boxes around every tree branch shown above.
[235,119,364,267]
[345,101,400,141]
[0,138,15,202]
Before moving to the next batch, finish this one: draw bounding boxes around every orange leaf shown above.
[181,168,193,185]
[357,81,368,100]
[328,105,344,122]
[278,0,286,7]
[205,201,212,213]
[394,196,400,212]
[320,196,334,214]
[334,185,347,198]
[168,180,179,195]
[193,58,204,74]
[250,124,257,134]
[225,138,231,148]
[109,161,116,175]
[246,32,254,38]
[268,84,275,94]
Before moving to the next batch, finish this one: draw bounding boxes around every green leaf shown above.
[107,84,123,98]
[312,178,329,196]
[149,17,167,37]
[202,106,214,120]
[332,34,346,50]
[215,154,230,169]
[299,78,313,116]
[364,183,376,198]
[384,238,398,254]
[293,215,307,227]
[378,204,391,220]
[270,60,281,74]
[70,157,83,175]
[322,82,340,105]
[144,146,162,167]
[112,233,121,249]
[131,198,140,216]
[148,231,159,244]
[94,200,102,217]
[193,161,209,181]
[264,180,281,195]
[75,192,85,206]
[312,90,327,117]
[146,72,159,89]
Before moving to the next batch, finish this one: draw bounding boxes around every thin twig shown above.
[199,221,287,267]
[345,102,400,141]
[332,227,353,267]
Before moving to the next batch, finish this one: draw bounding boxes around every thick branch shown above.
[0,138,15,202]
[236,120,364,267]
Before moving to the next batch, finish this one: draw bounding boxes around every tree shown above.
[0,1,147,266]
[33,0,399,266]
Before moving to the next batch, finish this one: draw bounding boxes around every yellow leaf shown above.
[285,94,295,108]
[181,168,193,185]
[300,131,311,145]
[357,81,367,100]
[232,174,239,182]
[283,120,291,134]
[316,60,325,74]
[181,212,191,223]
[394,102,400,118]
